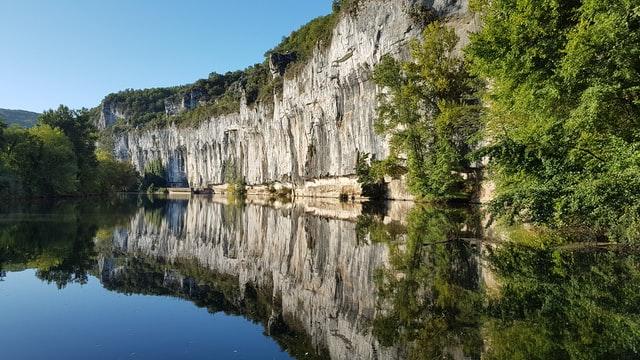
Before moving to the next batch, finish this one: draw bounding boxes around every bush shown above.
[95,149,140,193]
[269,14,338,74]
[140,159,166,190]
[227,178,247,198]
[355,152,388,199]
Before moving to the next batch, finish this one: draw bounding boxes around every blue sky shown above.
[0,0,332,112]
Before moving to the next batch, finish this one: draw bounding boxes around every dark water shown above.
[0,195,638,360]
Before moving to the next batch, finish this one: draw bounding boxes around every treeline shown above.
[364,0,640,243]
[0,106,139,198]
[103,65,273,130]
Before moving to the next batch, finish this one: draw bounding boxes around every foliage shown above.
[104,62,278,130]
[103,87,178,128]
[0,119,21,198]
[406,3,438,27]
[466,0,640,242]
[38,105,98,191]
[372,22,483,201]
[0,161,22,199]
[95,149,140,193]
[28,125,79,195]
[0,125,78,197]
[332,0,362,15]
[269,14,338,76]
[0,104,146,198]
[140,158,166,191]
[238,63,274,105]
[355,152,390,199]
[227,178,247,198]
[172,88,242,128]
[266,182,293,202]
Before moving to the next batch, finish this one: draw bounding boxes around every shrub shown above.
[227,178,247,198]
[355,152,388,199]
[140,159,166,190]
[466,0,640,242]
[95,149,140,193]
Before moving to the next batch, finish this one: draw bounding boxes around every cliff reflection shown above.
[98,196,405,359]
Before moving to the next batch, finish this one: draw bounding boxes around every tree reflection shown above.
[370,207,640,359]
[368,205,484,359]
[0,196,138,288]
[484,238,640,359]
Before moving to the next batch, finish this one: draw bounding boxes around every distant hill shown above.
[0,108,40,128]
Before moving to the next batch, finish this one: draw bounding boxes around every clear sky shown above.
[0,0,332,113]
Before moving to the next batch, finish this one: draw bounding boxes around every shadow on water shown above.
[0,195,639,359]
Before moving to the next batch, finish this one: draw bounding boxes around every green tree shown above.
[466,0,640,242]
[0,116,6,140]
[29,125,79,195]
[0,126,39,196]
[373,22,483,201]
[0,125,78,197]
[0,118,22,198]
[140,158,167,190]
[95,149,140,193]
[39,105,98,191]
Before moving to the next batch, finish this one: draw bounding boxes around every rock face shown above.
[99,102,126,129]
[110,0,473,198]
[104,196,408,359]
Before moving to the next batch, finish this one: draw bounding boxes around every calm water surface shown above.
[0,195,638,359]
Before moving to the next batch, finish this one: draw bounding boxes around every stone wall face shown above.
[109,0,472,199]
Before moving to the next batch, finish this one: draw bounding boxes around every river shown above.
[0,195,638,359]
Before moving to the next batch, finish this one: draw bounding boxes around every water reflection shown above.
[363,206,484,359]
[483,241,640,359]
[0,198,137,289]
[101,196,402,359]
[0,196,638,359]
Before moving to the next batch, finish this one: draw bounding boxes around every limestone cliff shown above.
[105,0,475,198]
